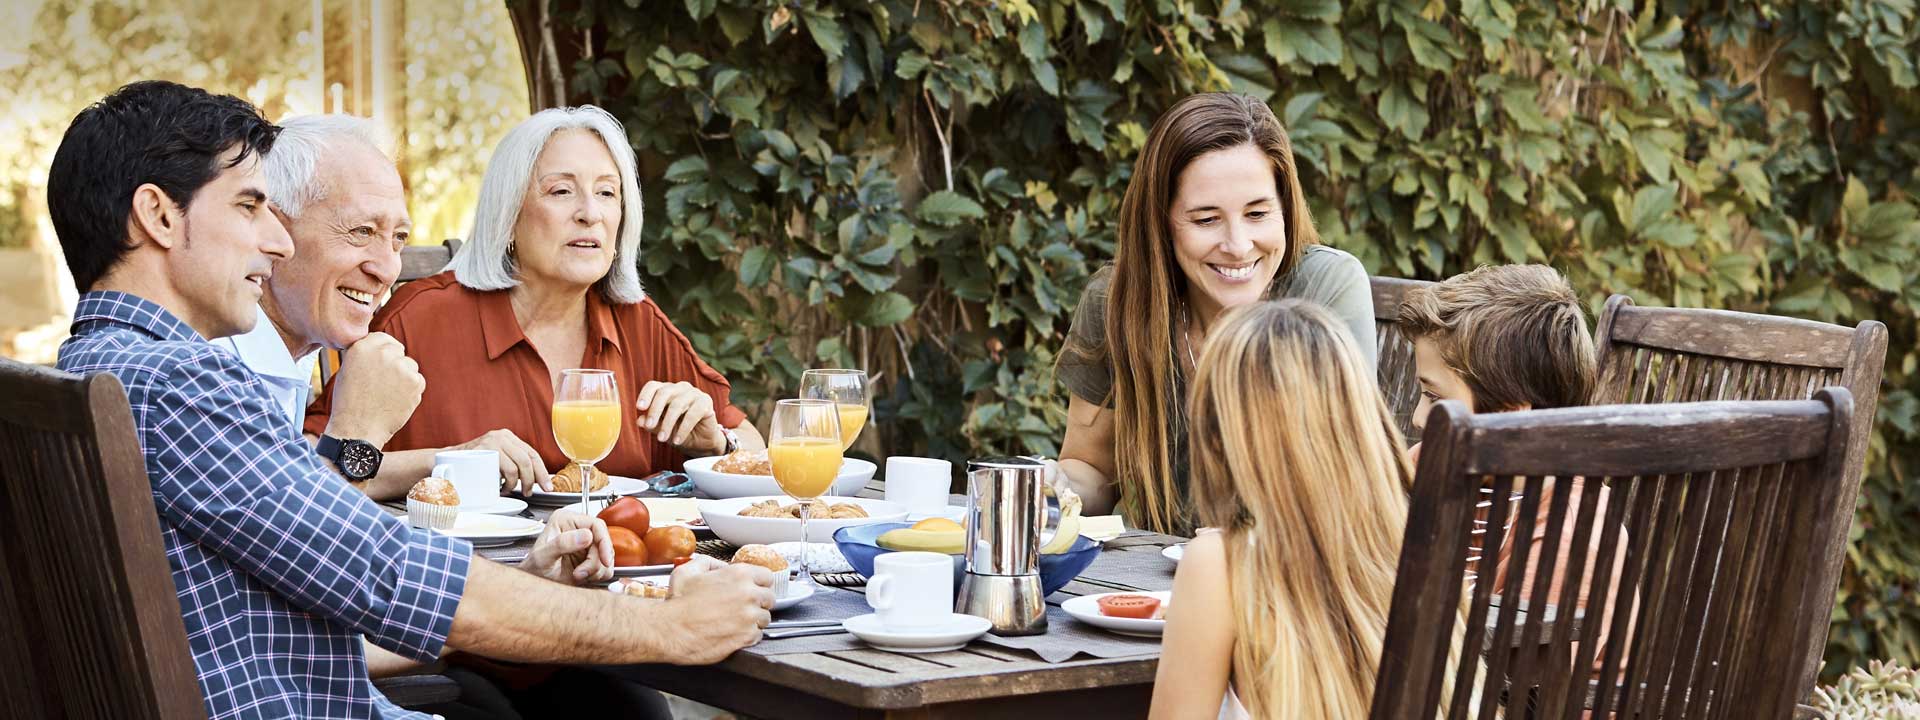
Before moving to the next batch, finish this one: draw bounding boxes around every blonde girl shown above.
[1149,299,1474,720]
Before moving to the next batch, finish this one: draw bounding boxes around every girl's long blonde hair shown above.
[1188,300,1472,718]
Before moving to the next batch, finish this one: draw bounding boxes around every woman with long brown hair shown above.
[1056,92,1374,535]
[1148,300,1471,719]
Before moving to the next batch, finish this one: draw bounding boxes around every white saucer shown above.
[773,582,814,611]
[1061,590,1170,637]
[458,496,529,516]
[1162,544,1185,563]
[408,513,544,548]
[526,476,649,506]
[842,613,992,653]
[610,563,675,577]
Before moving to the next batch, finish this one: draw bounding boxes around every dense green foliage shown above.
[541,0,1920,674]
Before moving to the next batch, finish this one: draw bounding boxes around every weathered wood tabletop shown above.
[387,479,1182,718]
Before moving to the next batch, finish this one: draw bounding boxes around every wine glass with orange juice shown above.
[799,369,870,451]
[553,369,620,516]
[768,398,843,589]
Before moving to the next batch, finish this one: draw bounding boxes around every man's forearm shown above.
[359,448,438,501]
[445,558,685,665]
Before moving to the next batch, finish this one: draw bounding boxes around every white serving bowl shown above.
[698,495,906,545]
[683,456,876,499]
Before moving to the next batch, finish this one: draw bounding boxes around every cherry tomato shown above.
[607,526,646,567]
[597,496,651,537]
[644,526,697,566]
[1097,594,1161,620]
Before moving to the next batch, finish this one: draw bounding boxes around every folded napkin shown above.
[768,541,854,574]
[638,498,701,527]
[1080,515,1127,542]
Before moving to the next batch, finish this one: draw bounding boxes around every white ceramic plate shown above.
[409,513,544,548]
[610,563,675,577]
[525,475,649,506]
[1062,590,1171,637]
[607,577,813,611]
[457,496,529,516]
[843,612,992,653]
[698,495,906,546]
[1162,544,1185,563]
[683,457,877,499]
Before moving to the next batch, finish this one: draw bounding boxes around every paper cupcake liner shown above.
[408,498,459,530]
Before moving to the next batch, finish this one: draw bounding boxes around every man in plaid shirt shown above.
[50,81,776,719]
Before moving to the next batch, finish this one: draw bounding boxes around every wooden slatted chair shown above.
[1372,276,1435,441]
[0,358,206,719]
[1372,392,1857,720]
[317,238,462,386]
[1592,295,1888,697]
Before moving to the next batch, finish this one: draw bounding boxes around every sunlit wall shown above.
[0,0,529,361]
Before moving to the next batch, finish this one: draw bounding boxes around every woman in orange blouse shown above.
[308,106,764,489]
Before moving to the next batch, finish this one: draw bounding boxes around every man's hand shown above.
[652,556,774,664]
[636,381,725,456]
[324,332,423,448]
[457,428,551,496]
[521,510,614,586]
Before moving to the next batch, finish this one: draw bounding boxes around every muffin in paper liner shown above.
[407,498,459,530]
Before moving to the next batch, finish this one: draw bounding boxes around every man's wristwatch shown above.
[317,435,383,481]
[718,426,741,456]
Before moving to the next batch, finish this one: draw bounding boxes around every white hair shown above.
[449,105,645,304]
[262,114,392,218]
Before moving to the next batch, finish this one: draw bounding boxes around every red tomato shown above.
[597,496,651,537]
[644,526,697,566]
[1097,594,1161,620]
[607,526,646,567]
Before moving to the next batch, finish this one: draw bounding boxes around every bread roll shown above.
[730,544,789,572]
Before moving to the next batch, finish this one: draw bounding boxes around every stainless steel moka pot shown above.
[954,456,1049,635]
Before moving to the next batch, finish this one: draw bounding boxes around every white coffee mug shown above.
[430,449,501,507]
[866,551,952,629]
[884,456,952,518]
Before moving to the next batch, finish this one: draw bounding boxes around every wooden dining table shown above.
[384,478,1185,719]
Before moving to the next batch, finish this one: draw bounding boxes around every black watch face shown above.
[339,441,381,479]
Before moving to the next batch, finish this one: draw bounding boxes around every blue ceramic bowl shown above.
[833,522,1101,596]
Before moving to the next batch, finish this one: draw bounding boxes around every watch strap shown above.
[315,434,345,463]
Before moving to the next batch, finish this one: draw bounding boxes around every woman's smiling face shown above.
[1168,142,1287,324]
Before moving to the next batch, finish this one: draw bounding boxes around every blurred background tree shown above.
[0,0,527,359]
[522,0,1920,678]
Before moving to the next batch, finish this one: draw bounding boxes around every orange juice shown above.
[552,400,621,462]
[769,437,843,499]
[836,404,869,449]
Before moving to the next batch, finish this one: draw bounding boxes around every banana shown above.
[877,527,966,554]
[1040,488,1083,555]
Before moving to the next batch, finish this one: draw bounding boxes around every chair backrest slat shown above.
[1593,295,1888,696]
[1371,276,1434,442]
[1372,393,1853,720]
[0,359,205,719]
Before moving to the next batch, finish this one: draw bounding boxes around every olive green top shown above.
[1056,245,1377,527]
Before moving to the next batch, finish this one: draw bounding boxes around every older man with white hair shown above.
[216,114,554,499]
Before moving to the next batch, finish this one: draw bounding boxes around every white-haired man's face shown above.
[262,141,409,353]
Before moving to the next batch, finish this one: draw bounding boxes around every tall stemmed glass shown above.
[800,369,870,451]
[768,399,843,589]
[553,369,620,517]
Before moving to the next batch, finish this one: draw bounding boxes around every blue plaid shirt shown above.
[58,292,472,719]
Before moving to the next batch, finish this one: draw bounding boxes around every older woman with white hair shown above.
[308,105,764,482]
